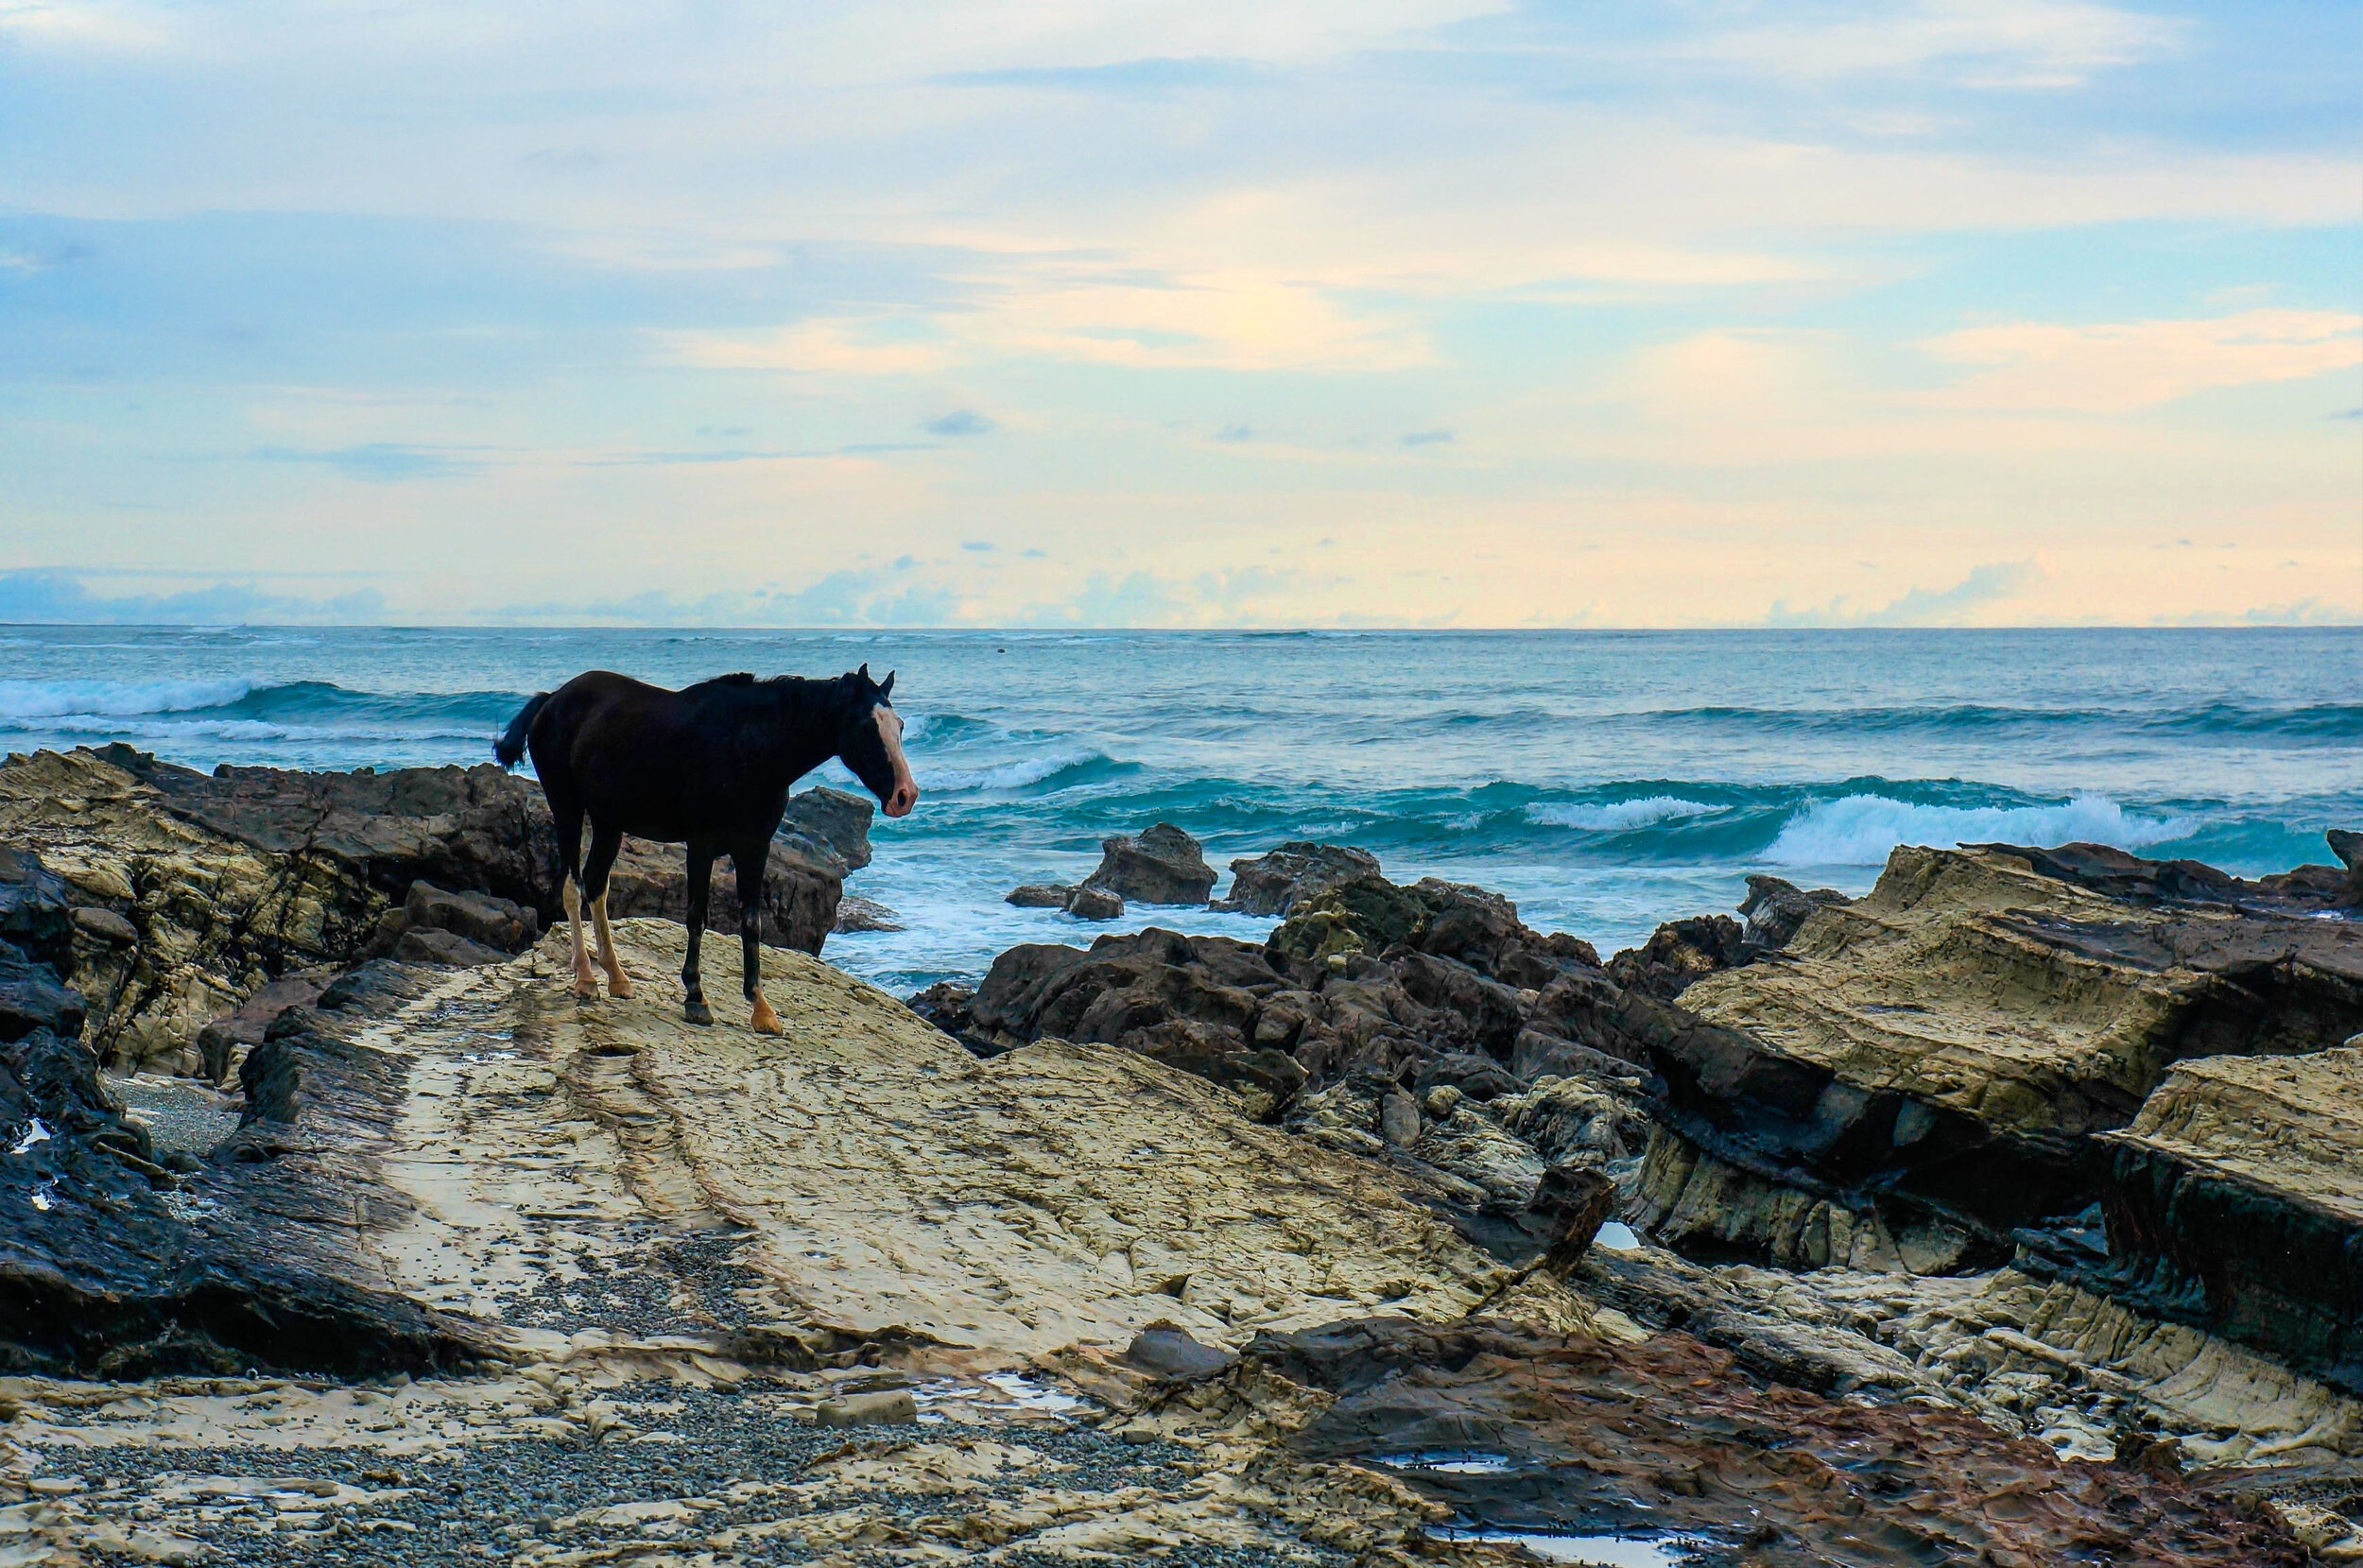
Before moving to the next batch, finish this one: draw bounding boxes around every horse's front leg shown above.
[681,843,716,1026]
[735,841,782,1035]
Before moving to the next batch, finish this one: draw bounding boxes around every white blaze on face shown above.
[876,705,918,817]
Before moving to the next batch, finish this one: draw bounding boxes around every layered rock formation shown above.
[0,747,862,1073]
[1638,842,2363,1266]
[2094,1044,2363,1390]
[7,915,2328,1563]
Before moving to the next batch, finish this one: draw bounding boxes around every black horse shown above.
[494,665,917,1032]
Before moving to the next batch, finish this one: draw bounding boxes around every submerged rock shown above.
[1083,822,1216,905]
[1005,882,1125,920]
[834,892,903,932]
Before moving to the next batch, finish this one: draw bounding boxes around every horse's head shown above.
[837,664,919,818]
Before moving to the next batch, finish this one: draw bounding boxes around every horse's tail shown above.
[494,692,550,770]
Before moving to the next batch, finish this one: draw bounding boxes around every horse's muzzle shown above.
[884,784,919,818]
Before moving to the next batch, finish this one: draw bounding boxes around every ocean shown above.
[2,626,2355,992]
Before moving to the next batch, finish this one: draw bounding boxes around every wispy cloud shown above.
[0,569,387,624]
[1921,309,2363,413]
[251,443,486,481]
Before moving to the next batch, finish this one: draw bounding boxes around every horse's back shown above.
[530,670,756,842]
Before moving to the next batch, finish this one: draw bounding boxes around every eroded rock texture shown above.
[1641,842,2363,1266]
[0,747,857,1073]
[2093,1044,2363,1391]
[0,906,2346,1562]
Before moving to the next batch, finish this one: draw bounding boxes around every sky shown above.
[1,0,2357,629]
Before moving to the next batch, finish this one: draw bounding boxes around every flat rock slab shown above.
[392,921,1508,1356]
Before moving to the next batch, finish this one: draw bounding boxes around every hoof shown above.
[573,975,601,1000]
[606,974,635,999]
[750,1009,784,1037]
[683,998,714,1026]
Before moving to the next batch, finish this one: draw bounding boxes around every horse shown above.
[494,664,917,1033]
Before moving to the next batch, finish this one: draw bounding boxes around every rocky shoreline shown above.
[4,746,2361,1563]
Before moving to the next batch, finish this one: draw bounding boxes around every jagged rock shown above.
[602,836,841,957]
[0,966,487,1377]
[1214,842,1381,916]
[905,980,977,1041]
[196,968,336,1084]
[2088,1044,2363,1391]
[1378,1090,1421,1148]
[1738,873,1850,950]
[778,784,874,873]
[1083,822,1216,905]
[402,880,539,951]
[834,894,902,933]
[1605,914,1748,999]
[1409,1051,1522,1103]
[0,748,850,1073]
[0,940,85,1043]
[0,847,75,975]
[1006,884,1073,908]
[392,926,510,967]
[1657,843,2363,1251]
[70,905,137,945]
[2331,829,2363,905]
[1410,1102,1544,1208]
[1496,1077,1645,1169]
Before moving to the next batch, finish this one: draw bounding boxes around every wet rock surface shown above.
[1251,1316,2308,1566]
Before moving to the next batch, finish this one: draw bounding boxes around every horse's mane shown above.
[678,670,840,703]
[680,671,764,696]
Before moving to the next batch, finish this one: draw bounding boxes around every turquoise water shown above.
[2,627,2354,990]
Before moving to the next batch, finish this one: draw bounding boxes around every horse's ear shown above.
[857,663,871,682]
[879,671,895,700]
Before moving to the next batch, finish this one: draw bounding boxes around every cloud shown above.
[923,409,995,436]
[1687,0,2183,89]
[1766,559,2043,627]
[664,319,950,376]
[960,540,995,552]
[0,570,387,625]
[1399,427,1453,447]
[251,442,485,481]
[0,0,170,52]
[1213,423,1254,442]
[1921,309,2363,413]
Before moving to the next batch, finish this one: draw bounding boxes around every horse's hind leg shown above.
[733,840,782,1035]
[551,792,599,999]
[582,823,631,999]
[681,842,716,1026]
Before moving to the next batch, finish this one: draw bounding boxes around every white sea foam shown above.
[916,749,1105,792]
[0,678,254,718]
[1765,793,2194,868]
[1526,797,1716,832]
